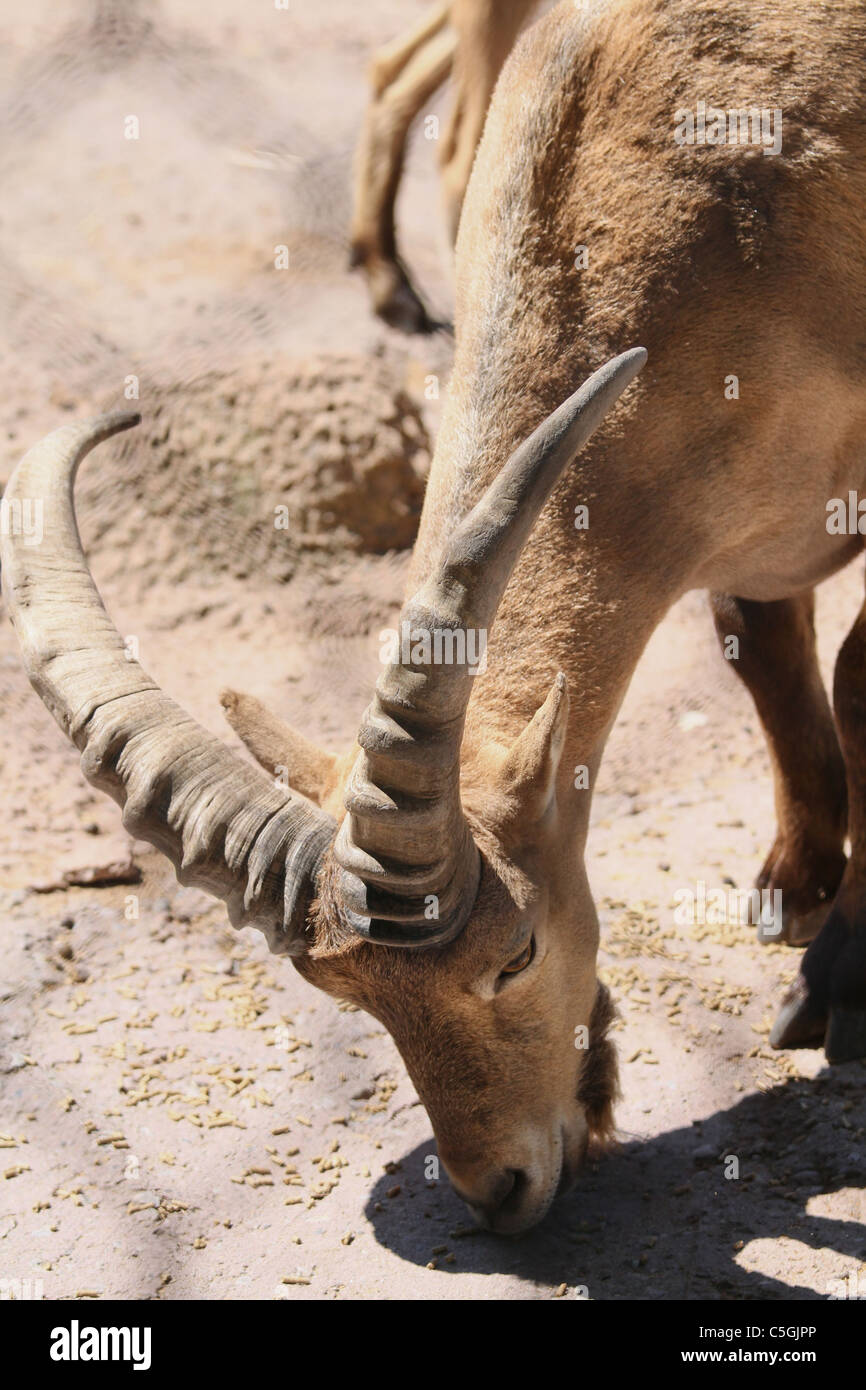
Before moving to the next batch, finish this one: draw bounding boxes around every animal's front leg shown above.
[772,591,866,1062]
[711,592,847,945]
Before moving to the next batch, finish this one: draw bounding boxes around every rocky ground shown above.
[0,0,863,1301]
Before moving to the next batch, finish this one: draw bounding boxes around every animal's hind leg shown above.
[349,4,456,332]
[711,592,847,945]
[772,590,866,1061]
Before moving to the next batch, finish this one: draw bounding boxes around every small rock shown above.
[678,710,708,732]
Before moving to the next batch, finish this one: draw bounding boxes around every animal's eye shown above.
[499,937,535,978]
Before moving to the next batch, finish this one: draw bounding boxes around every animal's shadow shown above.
[364,1073,865,1298]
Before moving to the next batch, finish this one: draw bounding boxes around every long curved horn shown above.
[336,347,647,948]
[0,413,335,956]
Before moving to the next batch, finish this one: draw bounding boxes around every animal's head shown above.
[1,348,644,1233]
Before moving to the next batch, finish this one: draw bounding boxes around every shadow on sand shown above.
[364,1071,866,1298]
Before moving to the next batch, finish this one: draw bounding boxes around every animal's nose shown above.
[446,1163,530,1234]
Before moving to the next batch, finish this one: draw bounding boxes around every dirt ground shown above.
[0,0,863,1301]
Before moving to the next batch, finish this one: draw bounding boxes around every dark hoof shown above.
[754,836,846,948]
[825,1006,866,1064]
[770,895,866,1060]
[352,252,442,335]
[769,975,827,1050]
[376,282,439,335]
[771,902,828,948]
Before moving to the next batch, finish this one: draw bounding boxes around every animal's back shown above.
[413,0,866,626]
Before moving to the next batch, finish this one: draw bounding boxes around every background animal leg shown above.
[439,0,539,245]
[368,2,450,93]
[349,7,456,332]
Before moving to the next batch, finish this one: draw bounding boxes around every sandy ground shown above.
[0,0,864,1301]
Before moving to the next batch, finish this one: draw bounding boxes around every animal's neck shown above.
[417,421,697,841]
[466,544,677,837]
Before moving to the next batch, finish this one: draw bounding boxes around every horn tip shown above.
[99,409,141,435]
[622,345,648,371]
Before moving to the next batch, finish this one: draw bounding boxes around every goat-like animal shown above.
[4,0,866,1233]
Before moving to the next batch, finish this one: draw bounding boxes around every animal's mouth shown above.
[556,1151,579,1198]
[504,1127,573,1233]
[556,1120,589,1198]
[497,1168,532,1222]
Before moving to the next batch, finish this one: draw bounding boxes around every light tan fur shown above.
[349,0,541,330]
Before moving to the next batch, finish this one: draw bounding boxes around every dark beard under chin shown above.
[577,981,620,1146]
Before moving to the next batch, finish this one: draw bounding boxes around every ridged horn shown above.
[335,347,647,948]
[0,413,335,956]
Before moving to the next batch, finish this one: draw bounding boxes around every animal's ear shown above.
[489,672,570,832]
[220,690,337,806]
